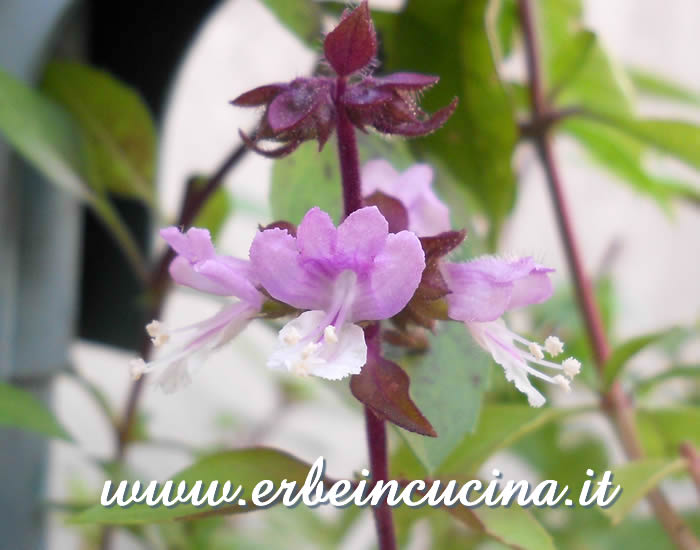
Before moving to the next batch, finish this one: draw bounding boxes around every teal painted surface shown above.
[0,1,80,548]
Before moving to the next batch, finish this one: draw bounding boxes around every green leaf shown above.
[513,420,609,492]
[0,66,90,199]
[0,382,70,440]
[602,458,686,525]
[261,0,322,49]
[637,407,700,458]
[563,118,700,206]
[378,0,518,247]
[628,67,700,106]
[438,405,574,475]
[71,448,314,525]
[395,323,491,474]
[486,0,518,62]
[594,114,700,173]
[537,0,583,80]
[41,61,157,204]
[191,178,234,242]
[635,364,700,395]
[548,30,595,98]
[537,1,634,116]
[270,138,343,224]
[562,513,700,550]
[602,328,683,390]
[0,67,147,279]
[450,505,556,550]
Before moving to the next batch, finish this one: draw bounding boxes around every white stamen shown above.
[146,320,169,347]
[324,325,339,344]
[301,342,321,359]
[130,358,146,380]
[283,326,301,346]
[146,320,161,337]
[553,375,571,392]
[544,335,564,357]
[528,342,544,360]
[562,357,581,378]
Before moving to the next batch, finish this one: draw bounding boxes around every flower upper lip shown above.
[249,206,426,322]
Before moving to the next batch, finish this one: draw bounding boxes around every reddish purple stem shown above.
[335,77,364,218]
[334,75,396,550]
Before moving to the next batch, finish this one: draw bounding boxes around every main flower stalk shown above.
[335,77,364,218]
[334,73,397,550]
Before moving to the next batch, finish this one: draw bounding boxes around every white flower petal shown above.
[268,311,367,380]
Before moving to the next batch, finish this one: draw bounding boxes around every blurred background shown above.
[1,0,699,549]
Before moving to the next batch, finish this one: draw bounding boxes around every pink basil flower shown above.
[361,160,451,237]
[250,206,425,380]
[442,256,581,407]
[130,228,264,393]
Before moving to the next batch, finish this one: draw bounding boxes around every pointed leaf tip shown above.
[351,354,437,437]
[323,0,377,77]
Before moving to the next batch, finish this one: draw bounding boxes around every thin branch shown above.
[517,1,699,548]
[99,140,249,550]
[680,442,700,503]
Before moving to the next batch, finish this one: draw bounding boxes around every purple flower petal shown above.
[352,231,425,320]
[162,226,262,305]
[296,207,337,260]
[509,266,554,309]
[250,227,330,311]
[160,227,216,262]
[361,161,450,236]
[361,159,398,196]
[459,256,538,283]
[442,257,555,322]
[337,206,389,267]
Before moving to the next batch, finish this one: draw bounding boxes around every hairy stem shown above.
[517,1,699,548]
[335,78,364,218]
[335,76,396,550]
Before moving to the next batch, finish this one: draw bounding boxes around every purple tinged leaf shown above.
[231,84,286,106]
[350,330,436,437]
[323,0,377,77]
[388,97,459,137]
[342,85,393,108]
[268,91,317,133]
[267,79,326,132]
[374,72,440,90]
[258,220,297,237]
[420,230,467,266]
[364,191,409,233]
